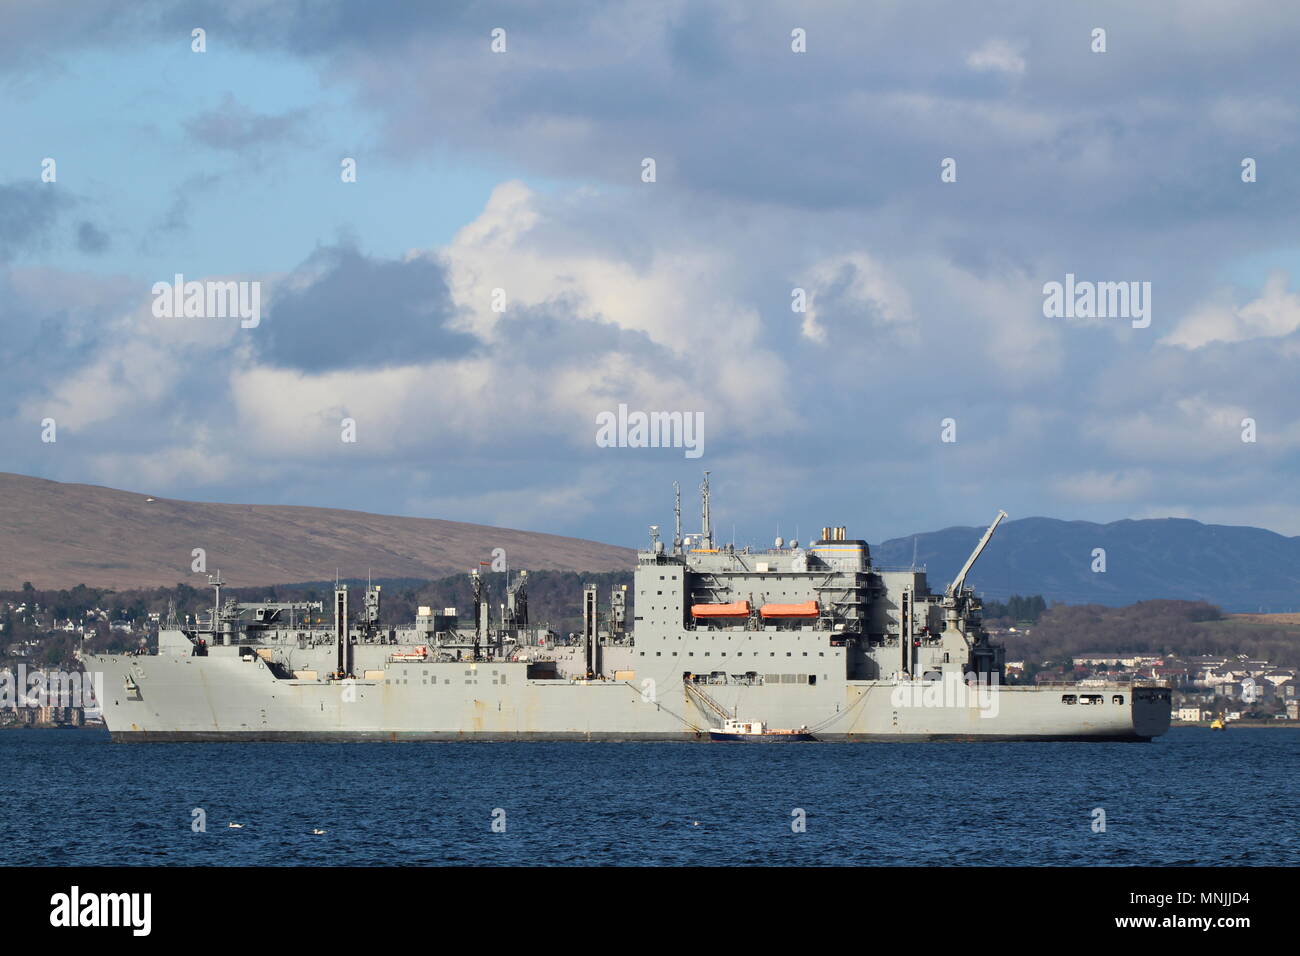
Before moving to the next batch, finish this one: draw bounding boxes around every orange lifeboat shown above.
[759,600,819,619]
[691,600,751,618]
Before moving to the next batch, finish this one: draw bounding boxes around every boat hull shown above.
[82,648,1170,743]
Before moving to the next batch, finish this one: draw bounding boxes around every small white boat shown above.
[708,718,816,742]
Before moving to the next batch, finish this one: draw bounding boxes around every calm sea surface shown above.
[2,727,1296,866]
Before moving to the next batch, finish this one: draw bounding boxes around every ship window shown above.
[1061,695,1077,704]
[1113,695,1124,705]
[808,675,817,686]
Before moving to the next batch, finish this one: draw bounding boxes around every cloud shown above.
[76,221,109,254]
[258,244,476,371]
[798,253,914,345]
[8,1,1300,541]
[184,94,308,152]
[9,182,803,526]
[966,39,1026,75]
[437,181,798,439]
[1054,469,1153,503]
[0,183,67,260]
[1161,272,1300,348]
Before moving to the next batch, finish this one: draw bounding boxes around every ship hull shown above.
[82,650,1170,742]
[104,730,1155,742]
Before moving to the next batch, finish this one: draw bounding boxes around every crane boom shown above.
[945,510,1008,599]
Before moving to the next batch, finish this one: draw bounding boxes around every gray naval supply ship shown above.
[83,476,1171,742]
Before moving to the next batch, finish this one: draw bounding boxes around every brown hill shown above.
[0,473,635,589]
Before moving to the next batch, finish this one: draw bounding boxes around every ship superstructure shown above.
[83,477,1171,741]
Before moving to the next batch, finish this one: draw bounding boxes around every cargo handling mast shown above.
[942,510,1007,677]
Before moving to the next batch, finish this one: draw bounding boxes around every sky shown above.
[4,0,1300,549]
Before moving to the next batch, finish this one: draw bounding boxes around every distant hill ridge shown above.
[0,473,635,589]
[4,473,1299,610]
[873,516,1300,613]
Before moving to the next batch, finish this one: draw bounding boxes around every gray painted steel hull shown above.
[84,650,1170,742]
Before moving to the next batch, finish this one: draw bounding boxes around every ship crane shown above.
[940,510,1007,679]
[945,510,1007,603]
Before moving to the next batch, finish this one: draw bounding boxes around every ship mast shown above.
[207,571,224,638]
[673,481,682,554]
[700,471,712,550]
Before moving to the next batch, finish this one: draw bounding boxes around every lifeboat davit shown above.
[691,600,751,618]
[759,600,819,619]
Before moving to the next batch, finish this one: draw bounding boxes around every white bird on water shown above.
[228,823,244,829]
[311,829,326,835]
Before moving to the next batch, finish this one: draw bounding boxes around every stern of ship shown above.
[1131,684,1172,739]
